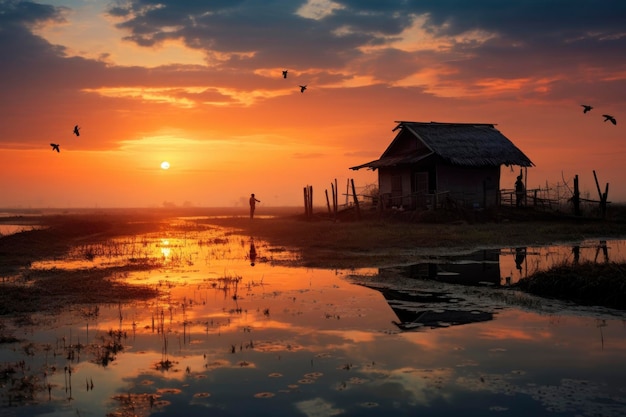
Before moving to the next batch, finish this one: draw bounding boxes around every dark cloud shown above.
[1,0,625,150]
[103,0,626,89]
[105,0,414,69]
[0,0,65,26]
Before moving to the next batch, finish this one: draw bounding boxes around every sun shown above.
[160,161,170,170]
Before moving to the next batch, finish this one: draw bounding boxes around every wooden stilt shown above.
[351,179,361,220]
[325,189,331,214]
[573,175,581,216]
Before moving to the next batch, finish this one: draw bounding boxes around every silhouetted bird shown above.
[282,70,288,79]
[603,114,617,125]
[299,85,307,93]
[50,143,60,152]
[581,104,593,114]
[73,125,80,136]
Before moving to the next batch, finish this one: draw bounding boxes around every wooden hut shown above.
[350,121,534,209]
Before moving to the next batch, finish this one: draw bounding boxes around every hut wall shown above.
[378,166,413,209]
[436,165,500,208]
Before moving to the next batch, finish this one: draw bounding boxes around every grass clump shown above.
[515,262,626,310]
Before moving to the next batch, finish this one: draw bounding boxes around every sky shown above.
[1,0,625,209]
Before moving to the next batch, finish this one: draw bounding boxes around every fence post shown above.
[350,179,361,220]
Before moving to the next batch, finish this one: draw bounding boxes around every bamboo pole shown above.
[308,185,313,218]
[303,187,309,218]
[573,175,581,216]
[325,189,331,214]
[593,170,609,219]
[333,178,339,219]
[351,179,361,220]
[330,182,336,220]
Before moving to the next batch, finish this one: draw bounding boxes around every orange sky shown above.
[1,1,625,208]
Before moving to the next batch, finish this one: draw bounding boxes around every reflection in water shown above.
[1,223,625,417]
[375,286,494,331]
[249,237,257,266]
[385,239,626,288]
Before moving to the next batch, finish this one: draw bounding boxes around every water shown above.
[1,219,625,416]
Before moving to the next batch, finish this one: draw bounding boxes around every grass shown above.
[2,205,626,312]
[196,205,626,268]
[514,261,626,310]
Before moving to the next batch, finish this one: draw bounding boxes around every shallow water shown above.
[1,219,625,416]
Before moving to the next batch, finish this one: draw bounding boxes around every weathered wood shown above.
[334,178,339,219]
[601,182,609,220]
[573,175,581,216]
[593,170,609,219]
[303,187,309,218]
[351,179,361,220]
[325,189,331,214]
[308,185,313,218]
[593,170,602,200]
[331,182,336,219]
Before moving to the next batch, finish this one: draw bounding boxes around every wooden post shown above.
[325,189,331,214]
[303,186,309,218]
[593,170,609,219]
[333,178,339,219]
[601,183,609,220]
[350,179,361,220]
[309,185,313,218]
[573,175,581,216]
[331,182,336,219]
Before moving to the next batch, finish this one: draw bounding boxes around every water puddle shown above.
[1,219,625,417]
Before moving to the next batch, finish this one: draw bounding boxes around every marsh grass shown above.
[197,206,626,268]
[515,261,626,309]
[2,206,626,314]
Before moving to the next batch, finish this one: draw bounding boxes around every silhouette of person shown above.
[515,173,525,207]
[249,193,260,219]
[249,238,257,266]
[572,245,580,264]
[514,247,526,273]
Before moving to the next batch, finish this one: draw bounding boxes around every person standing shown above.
[249,193,260,219]
[515,174,525,207]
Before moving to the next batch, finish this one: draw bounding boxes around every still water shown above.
[1,219,625,416]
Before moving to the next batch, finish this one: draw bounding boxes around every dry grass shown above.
[515,262,626,309]
[197,205,626,268]
[0,211,167,316]
[2,205,626,313]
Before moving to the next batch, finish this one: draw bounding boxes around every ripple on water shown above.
[254,392,275,398]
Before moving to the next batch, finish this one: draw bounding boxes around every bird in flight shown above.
[581,104,593,114]
[282,70,288,79]
[602,114,617,125]
[299,85,307,93]
[73,125,80,136]
[50,143,60,152]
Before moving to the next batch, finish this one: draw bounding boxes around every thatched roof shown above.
[351,121,534,170]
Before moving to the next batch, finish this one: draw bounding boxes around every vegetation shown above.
[1,204,626,312]
[515,261,626,310]
[197,205,626,268]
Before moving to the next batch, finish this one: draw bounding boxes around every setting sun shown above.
[160,161,170,170]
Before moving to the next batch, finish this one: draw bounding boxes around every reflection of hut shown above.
[376,287,493,331]
[384,250,501,286]
[350,121,534,209]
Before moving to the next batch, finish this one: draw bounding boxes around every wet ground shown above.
[1,217,625,416]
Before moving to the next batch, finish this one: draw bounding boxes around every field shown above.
[1,206,626,416]
[2,204,626,311]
